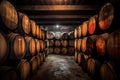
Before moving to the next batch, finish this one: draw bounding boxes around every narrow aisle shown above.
[31,54,92,80]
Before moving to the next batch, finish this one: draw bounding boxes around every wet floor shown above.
[31,54,92,80]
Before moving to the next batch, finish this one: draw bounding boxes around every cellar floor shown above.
[31,54,92,80]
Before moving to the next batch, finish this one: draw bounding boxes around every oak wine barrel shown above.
[36,25,40,38]
[81,21,88,37]
[77,39,82,51]
[107,31,120,61]
[77,53,81,65]
[81,37,87,53]
[40,53,44,63]
[49,40,54,47]
[69,40,74,47]
[35,39,40,53]
[74,51,78,62]
[54,48,60,54]
[55,32,61,39]
[17,59,30,80]
[62,33,68,39]
[17,12,30,35]
[98,3,114,30]
[61,40,68,47]
[55,40,61,47]
[40,40,45,51]
[77,25,81,38]
[61,48,67,55]
[39,28,42,39]
[30,56,38,74]
[88,15,98,35]
[0,31,8,65]
[25,36,36,58]
[74,28,77,39]
[0,0,18,30]
[100,61,118,80]
[68,47,74,55]
[30,20,37,37]
[48,32,55,39]
[36,54,41,66]
[69,31,74,39]
[8,33,26,61]
[49,48,53,54]
[0,66,19,80]
[74,39,77,49]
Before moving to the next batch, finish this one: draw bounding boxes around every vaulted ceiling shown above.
[9,0,119,27]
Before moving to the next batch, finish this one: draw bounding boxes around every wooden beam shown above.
[29,15,91,19]
[16,5,99,11]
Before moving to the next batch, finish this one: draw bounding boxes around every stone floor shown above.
[31,54,92,80]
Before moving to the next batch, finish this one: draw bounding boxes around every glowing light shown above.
[56,25,59,28]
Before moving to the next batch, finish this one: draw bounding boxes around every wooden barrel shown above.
[25,36,36,58]
[88,15,98,35]
[74,39,77,49]
[81,21,88,37]
[39,28,42,39]
[87,58,101,77]
[96,33,109,57]
[49,47,53,54]
[81,37,87,53]
[54,48,60,54]
[77,25,81,38]
[40,53,44,63]
[69,40,74,47]
[36,25,40,38]
[0,66,19,80]
[48,32,55,39]
[61,40,68,47]
[55,32,61,39]
[61,48,67,55]
[42,52,46,62]
[77,39,82,51]
[36,54,41,66]
[68,47,74,55]
[74,51,78,62]
[98,3,114,30]
[40,40,45,51]
[17,12,30,35]
[49,40,54,47]
[100,61,117,80]
[17,59,30,80]
[0,0,18,30]
[35,39,40,53]
[62,33,68,39]
[74,28,77,39]
[30,20,37,37]
[77,53,81,65]
[107,31,120,61]
[30,56,38,74]
[55,40,61,47]
[8,33,26,60]
[0,31,8,65]
[69,31,74,39]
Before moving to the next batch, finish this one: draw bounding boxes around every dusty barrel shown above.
[49,40,54,47]
[55,40,61,47]
[55,32,61,39]
[96,33,109,57]
[81,21,88,37]
[62,33,68,39]
[98,3,114,30]
[74,28,77,39]
[30,56,38,74]
[17,59,30,80]
[61,40,68,47]
[0,66,19,80]
[100,61,118,80]
[61,48,67,55]
[87,58,101,77]
[48,32,55,39]
[35,39,40,53]
[74,51,78,62]
[77,53,82,65]
[17,12,30,35]
[25,36,36,58]
[107,31,120,61]
[54,48,60,54]
[30,20,37,37]
[74,39,77,49]
[0,0,18,30]
[69,31,74,39]
[49,48,53,54]
[8,33,26,61]
[69,40,74,47]
[88,15,98,35]
[77,39,82,51]
[68,47,74,55]
[77,25,81,38]
[36,25,40,38]
[81,37,87,53]
[0,31,8,65]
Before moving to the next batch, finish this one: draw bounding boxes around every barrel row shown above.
[0,0,46,40]
[74,2,115,38]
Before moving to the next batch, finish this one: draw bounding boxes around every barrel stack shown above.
[0,1,47,80]
[73,2,120,80]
